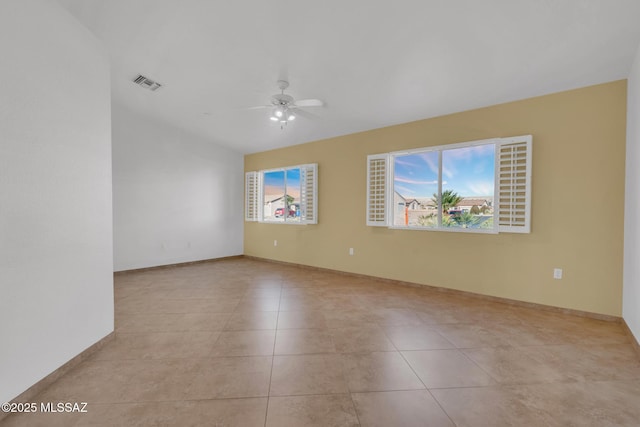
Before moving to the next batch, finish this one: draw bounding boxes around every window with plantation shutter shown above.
[299,164,317,224]
[366,153,389,226]
[366,135,532,234]
[246,163,318,224]
[497,136,532,233]
[245,171,259,221]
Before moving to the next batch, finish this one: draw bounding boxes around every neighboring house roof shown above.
[394,191,406,202]
[456,198,489,207]
[394,196,491,208]
[265,194,296,203]
[415,198,436,208]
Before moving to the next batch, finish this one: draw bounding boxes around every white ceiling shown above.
[57,0,640,154]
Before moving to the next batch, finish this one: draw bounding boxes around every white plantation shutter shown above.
[299,164,318,224]
[497,135,532,233]
[245,171,259,222]
[367,153,389,226]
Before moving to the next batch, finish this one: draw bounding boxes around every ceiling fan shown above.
[251,80,324,129]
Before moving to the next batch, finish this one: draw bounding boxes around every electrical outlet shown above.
[349,248,354,256]
[274,240,278,247]
[553,268,563,279]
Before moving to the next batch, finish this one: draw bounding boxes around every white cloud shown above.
[467,182,493,196]
[394,185,416,195]
[418,153,439,175]
[395,158,419,167]
[394,176,438,185]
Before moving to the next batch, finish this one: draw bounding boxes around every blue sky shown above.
[263,168,301,199]
[393,144,495,198]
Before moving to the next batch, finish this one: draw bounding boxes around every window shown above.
[245,163,317,224]
[366,135,532,233]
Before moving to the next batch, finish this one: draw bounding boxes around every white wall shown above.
[112,104,244,271]
[0,0,113,403]
[624,43,640,343]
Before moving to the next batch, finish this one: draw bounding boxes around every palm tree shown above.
[285,194,295,216]
[431,189,463,214]
[454,211,480,228]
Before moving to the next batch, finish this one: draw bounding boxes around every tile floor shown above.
[3,258,640,426]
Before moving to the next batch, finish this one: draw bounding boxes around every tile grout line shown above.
[263,278,284,427]
[386,327,460,427]
[347,391,363,427]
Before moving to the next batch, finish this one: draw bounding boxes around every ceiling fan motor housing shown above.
[277,80,290,91]
[271,93,294,106]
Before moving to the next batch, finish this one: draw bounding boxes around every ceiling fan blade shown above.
[295,99,324,107]
[246,105,271,110]
[292,108,318,120]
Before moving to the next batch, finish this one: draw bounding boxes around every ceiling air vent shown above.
[133,74,162,91]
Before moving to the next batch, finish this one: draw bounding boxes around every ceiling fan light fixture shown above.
[255,80,323,129]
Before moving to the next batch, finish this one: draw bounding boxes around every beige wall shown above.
[245,80,627,317]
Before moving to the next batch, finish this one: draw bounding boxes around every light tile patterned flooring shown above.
[3,258,640,426]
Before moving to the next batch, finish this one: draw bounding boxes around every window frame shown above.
[245,163,318,225]
[367,135,532,234]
